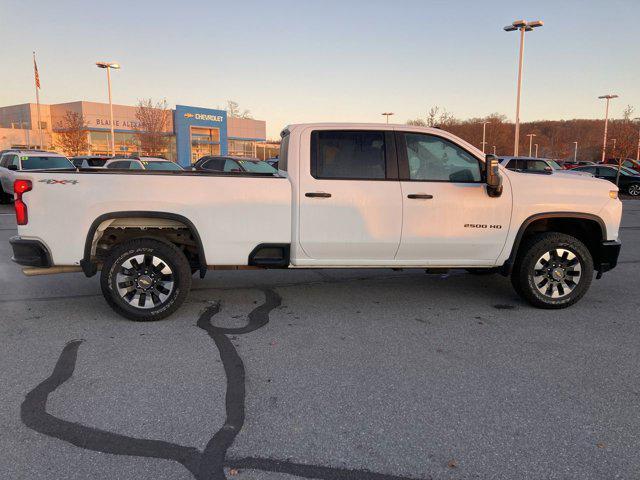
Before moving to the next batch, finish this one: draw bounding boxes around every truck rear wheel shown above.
[100,238,192,321]
[511,232,593,309]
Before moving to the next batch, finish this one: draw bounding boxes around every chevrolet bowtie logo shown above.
[183,113,194,118]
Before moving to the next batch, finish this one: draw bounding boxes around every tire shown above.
[100,238,192,321]
[627,183,640,196]
[511,232,594,309]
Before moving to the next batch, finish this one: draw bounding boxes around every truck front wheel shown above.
[100,238,192,321]
[511,232,593,309]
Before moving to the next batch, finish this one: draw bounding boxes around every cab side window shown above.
[403,133,481,182]
[597,167,616,178]
[311,130,386,180]
[107,161,131,169]
[224,159,242,172]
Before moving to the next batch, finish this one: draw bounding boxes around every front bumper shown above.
[9,236,52,267]
[597,240,621,274]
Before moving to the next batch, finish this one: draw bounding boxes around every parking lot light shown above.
[96,61,121,156]
[481,121,491,153]
[573,141,578,161]
[526,133,536,157]
[382,112,394,124]
[598,94,618,162]
[504,19,543,156]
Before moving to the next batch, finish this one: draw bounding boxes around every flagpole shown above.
[33,52,43,149]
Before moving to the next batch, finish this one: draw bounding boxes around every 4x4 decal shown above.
[38,179,79,185]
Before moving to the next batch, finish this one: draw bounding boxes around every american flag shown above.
[33,53,40,89]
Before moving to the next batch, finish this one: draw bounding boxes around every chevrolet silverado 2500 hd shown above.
[9,124,622,321]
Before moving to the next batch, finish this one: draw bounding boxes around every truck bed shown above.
[15,169,292,266]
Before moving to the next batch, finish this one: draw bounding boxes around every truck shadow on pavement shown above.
[20,288,427,480]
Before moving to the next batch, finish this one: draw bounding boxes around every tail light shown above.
[14,179,32,225]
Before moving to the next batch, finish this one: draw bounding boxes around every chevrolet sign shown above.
[183,112,223,122]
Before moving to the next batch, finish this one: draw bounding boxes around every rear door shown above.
[395,131,511,265]
[298,129,402,261]
[1,154,18,193]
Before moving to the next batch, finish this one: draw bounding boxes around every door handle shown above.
[407,193,433,199]
[305,192,332,198]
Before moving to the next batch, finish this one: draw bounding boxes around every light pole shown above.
[526,133,536,156]
[573,141,578,161]
[611,138,617,156]
[492,145,497,155]
[96,61,121,156]
[481,121,491,153]
[534,143,539,158]
[381,112,394,124]
[598,94,618,163]
[504,19,543,156]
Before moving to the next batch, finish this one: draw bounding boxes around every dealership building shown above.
[0,101,275,166]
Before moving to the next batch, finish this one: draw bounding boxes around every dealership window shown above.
[228,139,256,157]
[191,127,220,163]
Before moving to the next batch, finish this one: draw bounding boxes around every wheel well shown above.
[82,212,207,277]
[508,215,605,272]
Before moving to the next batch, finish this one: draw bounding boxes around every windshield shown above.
[547,160,563,170]
[142,160,183,171]
[237,160,277,174]
[21,156,74,170]
[621,166,640,176]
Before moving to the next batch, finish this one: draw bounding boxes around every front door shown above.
[298,129,403,262]
[395,131,511,265]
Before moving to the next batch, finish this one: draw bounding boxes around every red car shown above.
[562,160,596,169]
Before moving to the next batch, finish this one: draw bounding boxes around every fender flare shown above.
[80,211,207,278]
[502,212,607,275]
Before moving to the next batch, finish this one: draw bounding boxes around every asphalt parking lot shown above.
[1,201,639,480]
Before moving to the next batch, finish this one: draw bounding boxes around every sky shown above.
[1,0,638,138]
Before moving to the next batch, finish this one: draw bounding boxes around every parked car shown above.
[0,150,74,203]
[104,157,184,171]
[71,155,112,168]
[499,157,590,176]
[604,157,640,172]
[266,157,279,169]
[572,164,640,196]
[563,160,596,169]
[193,156,278,174]
[8,123,622,321]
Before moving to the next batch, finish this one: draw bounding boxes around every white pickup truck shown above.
[9,124,622,321]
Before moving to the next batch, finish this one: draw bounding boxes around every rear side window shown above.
[311,130,386,180]
[202,158,225,171]
[278,132,289,172]
[21,156,74,170]
[107,161,131,169]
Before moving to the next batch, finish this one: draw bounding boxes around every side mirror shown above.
[485,155,503,198]
[544,165,553,173]
[7,164,18,171]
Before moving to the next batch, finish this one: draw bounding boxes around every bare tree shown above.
[226,100,252,119]
[134,99,171,156]
[55,111,89,156]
